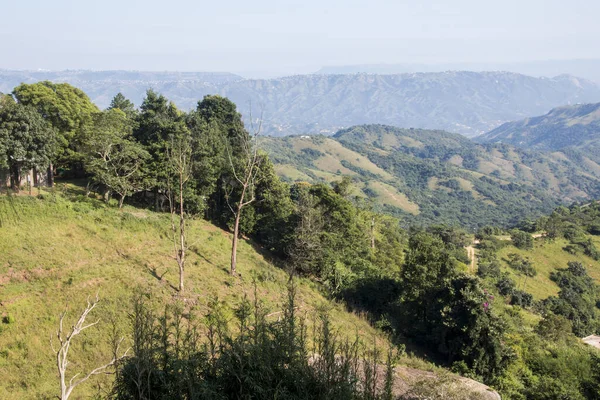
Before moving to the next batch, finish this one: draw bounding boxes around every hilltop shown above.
[2,70,600,136]
[477,102,600,164]
[263,124,600,228]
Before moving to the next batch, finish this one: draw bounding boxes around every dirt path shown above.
[466,245,476,273]
[465,232,544,274]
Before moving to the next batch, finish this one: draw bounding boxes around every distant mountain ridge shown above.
[477,102,600,152]
[0,69,243,110]
[316,59,600,83]
[2,70,600,137]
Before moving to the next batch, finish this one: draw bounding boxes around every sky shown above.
[1,0,599,77]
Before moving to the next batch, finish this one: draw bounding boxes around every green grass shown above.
[496,237,600,300]
[0,185,396,399]
[366,181,420,215]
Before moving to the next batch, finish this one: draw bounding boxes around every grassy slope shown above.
[495,237,600,300]
[0,186,396,399]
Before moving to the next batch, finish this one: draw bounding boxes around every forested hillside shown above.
[264,125,600,228]
[3,70,600,137]
[2,82,600,399]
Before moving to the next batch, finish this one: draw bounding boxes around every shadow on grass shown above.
[339,277,446,365]
[145,265,178,291]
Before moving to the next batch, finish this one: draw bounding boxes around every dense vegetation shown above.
[2,82,600,399]
[264,124,600,228]
[112,285,397,400]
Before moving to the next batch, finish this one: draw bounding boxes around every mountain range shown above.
[316,59,600,83]
[2,69,600,137]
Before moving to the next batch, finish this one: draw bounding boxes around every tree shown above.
[223,122,262,276]
[82,109,148,208]
[51,294,129,400]
[511,229,533,250]
[397,232,509,379]
[189,95,248,221]
[250,155,294,256]
[545,261,600,336]
[108,93,137,118]
[12,81,99,182]
[133,90,181,210]
[507,253,537,277]
[165,129,194,293]
[287,185,324,276]
[0,102,55,191]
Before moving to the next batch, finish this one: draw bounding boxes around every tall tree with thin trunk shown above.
[224,121,262,276]
[166,131,193,292]
[51,294,129,400]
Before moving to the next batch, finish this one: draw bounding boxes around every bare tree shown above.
[51,294,129,400]
[166,134,193,293]
[371,216,376,250]
[224,118,262,276]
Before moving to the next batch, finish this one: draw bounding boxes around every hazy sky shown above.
[2,0,599,76]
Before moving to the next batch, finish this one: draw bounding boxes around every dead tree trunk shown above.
[371,216,376,250]
[230,183,249,276]
[225,130,261,277]
[166,133,192,293]
[177,176,185,292]
[47,163,54,187]
[51,294,129,400]
[10,163,20,192]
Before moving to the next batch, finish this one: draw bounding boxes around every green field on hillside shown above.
[0,187,403,399]
[493,237,600,300]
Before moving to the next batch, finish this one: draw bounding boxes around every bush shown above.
[497,275,516,296]
[510,290,533,308]
[535,314,572,341]
[510,230,533,250]
[507,253,537,277]
[477,259,501,279]
[112,284,395,400]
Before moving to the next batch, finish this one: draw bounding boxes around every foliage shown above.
[507,253,537,277]
[12,81,98,167]
[112,284,394,400]
[544,261,600,336]
[511,229,533,250]
[396,232,510,380]
[82,109,148,207]
[0,102,56,186]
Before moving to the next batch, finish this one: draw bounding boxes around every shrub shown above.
[112,283,395,400]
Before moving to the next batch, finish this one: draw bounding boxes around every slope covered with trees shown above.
[264,124,600,229]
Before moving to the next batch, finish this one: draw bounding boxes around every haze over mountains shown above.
[2,69,600,137]
[317,59,600,83]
